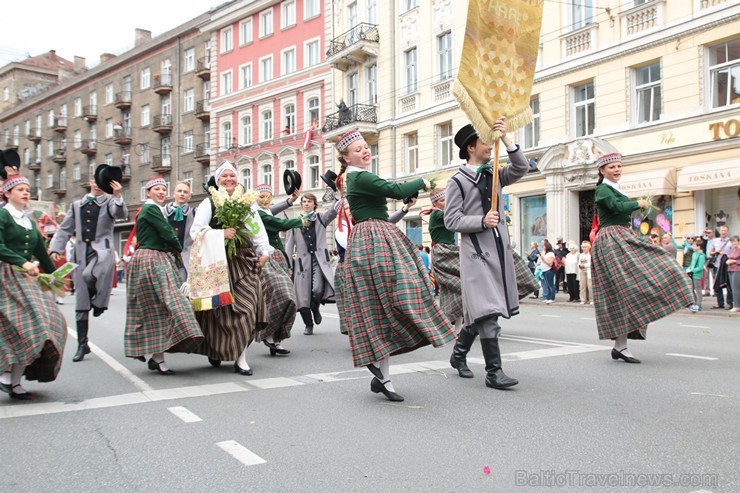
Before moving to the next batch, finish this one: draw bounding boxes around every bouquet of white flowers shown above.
[209,184,261,258]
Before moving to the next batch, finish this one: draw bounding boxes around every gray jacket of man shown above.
[444,147,529,326]
[49,195,128,311]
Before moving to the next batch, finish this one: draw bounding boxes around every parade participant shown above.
[164,181,196,281]
[253,184,303,355]
[50,165,127,362]
[592,152,692,363]
[190,162,273,376]
[0,149,21,207]
[512,248,539,300]
[336,129,453,402]
[444,117,528,389]
[284,192,339,335]
[124,177,203,374]
[0,175,67,399]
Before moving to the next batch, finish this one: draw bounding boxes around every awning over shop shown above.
[677,158,740,192]
[619,168,676,198]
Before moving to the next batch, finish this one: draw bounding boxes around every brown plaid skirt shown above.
[339,219,454,367]
[431,243,463,320]
[0,262,67,382]
[194,247,266,360]
[513,251,539,300]
[592,225,692,340]
[124,249,203,357]
[334,261,348,334]
[256,250,296,342]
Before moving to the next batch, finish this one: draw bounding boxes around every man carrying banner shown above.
[444,117,529,389]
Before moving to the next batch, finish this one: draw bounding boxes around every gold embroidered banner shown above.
[453,0,544,143]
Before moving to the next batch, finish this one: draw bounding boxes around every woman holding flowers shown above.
[335,130,454,402]
[592,153,691,363]
[0,175,67,400]
[190,162,273,376]
[124,177,204,375]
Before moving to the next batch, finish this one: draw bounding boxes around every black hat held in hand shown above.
[94,164,123,194]
[284,169,302,195]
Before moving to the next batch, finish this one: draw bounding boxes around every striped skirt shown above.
[0,262,67,382]
[339,219,454,367]
[431,243,463,320]
[194,247,266,360]
[256,250,296,343]
[124,249,203,357]
[592,225,692,340]
[513,251,539,300]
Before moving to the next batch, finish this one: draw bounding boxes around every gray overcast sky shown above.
[0,0,219,67]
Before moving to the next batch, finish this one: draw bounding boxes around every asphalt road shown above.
[1,286,738,493]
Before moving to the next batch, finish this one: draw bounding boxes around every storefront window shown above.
[630,195,673,239]
[521,195,547,254]
[705,187,738,234]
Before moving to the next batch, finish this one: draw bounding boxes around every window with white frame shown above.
[183,131,194,153]
[307,155,320,189]
[242,167,252,189]
[47,109,55,127]
[182,171,193,188]
[12,125,19,145]
[161,94,171,115]
[307,97,320,126]
[437,32,453,81]
[105,153,113,166]
[240,63,253,89]
[260,56,273,82]
[261,110,273,140]
[370,144,379,175]
[305,0,320,19]
[74,130,82,149]
[261,162,273,186]
[60,167,66,186]
[140,180,148,201]
[403,0,417,13]
[141,143,150,163]
[74,98,82,117]
[283,103,296,134]
[105,84,114,104]
[572,0,593,30]
[203,123,211,148]
[404,132,418,173]
[89,127,96,144]
[635,62,661,124]
[184,88,195,112]
[138,68,150,91]
[141,104,151,126]
[240,18,253,45]
[105,118,113,138]
[522,97,540,149]
[709,38,740,109]
[281,1,296,29]
[221,71,233,95]
[283,159,296,173]
[573,81,595,137]
[367,64,377,104]
[282,48,296,75]
[24,120,30,136]
[437,122,453,167]
[47,170,53,188]
[346,1,358,31]
[305,39,320,67]
[367,0,377,24]
[2,87,8,101]
[161,138,172,165]
[184,48,195,72]
[74,163,80,180]
[405,48,418,93]
[221,27,233,53]
[89,91,97,109]
[347,72,359,106]
[241,115,252,145]
[222,121,232,150]
[260,9,274,38]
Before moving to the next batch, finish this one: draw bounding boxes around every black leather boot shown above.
[480,338,518,389]
[73,319,91,362]
[299,308,314,335]
[450,328,476,378]
[310,300,322,325]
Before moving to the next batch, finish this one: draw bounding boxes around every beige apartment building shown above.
[323,0,740,250]
[0,17,214,251]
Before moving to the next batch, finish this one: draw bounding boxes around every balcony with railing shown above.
[52,116,67,133]
[152,155,172,173]
[52,149,67,164]
[195,101,210,121]
[4,138,18,150]
[115,91,132,110]
[321,103,378,141]
[83,105,97,122]
[326,23,380,72]
[196,57,211,80]
[81,140,97,156]
[52,181,66,196]
[28,157,42,171]
[27,128,42,143]
[195,143,211,164]
[152,114,173,134]
[120,164,131,182]
[153,74,173,95]
[621,0,664,37]
[113,128,132,146]
[561,23,597,57]
[80,174,91,189]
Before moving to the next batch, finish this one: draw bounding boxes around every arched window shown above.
[241,167,252,190]
[221,120,232,150]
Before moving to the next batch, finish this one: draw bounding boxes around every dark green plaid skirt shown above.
[513,251,539,300]
[256,250,296,342]
[432,243,463,320]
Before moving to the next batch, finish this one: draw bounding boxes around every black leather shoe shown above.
[303,325,314,335]
[234,362,253,376]
[485,370,519,389]
[208,357,222,367]
[264,340,290,356]
[366,364,384,380]
[72,343,91,362]
[147,358,176,375]
[370,377,404,402]
[311,304,322,325]
[9,385,33,400]
[611,348,641,364]
[0,380,11,395]
[93,307,106,317]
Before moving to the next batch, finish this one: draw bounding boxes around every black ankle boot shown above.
[310,300,322,325]
[480,338,518,389]
[299,308,314,335]
[73,320,91,362]
[450,329,476,378]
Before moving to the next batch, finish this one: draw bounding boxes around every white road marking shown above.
[540,314,561,318]
[321,313,340,319]
[168,406,202,423]
[666,353,718,361]
[690,393,732,399]
[248,377,305,389]
[217,440,267,466]
[68,326,153,393]
[678,323,710,329]
[580,317,596,321]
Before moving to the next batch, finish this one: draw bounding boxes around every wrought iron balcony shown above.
[195,143,211,164]
[52,181,66,196]
[4,139,18,150]
[80,174,91,189]
[153,74,173,95]
[115,91,132,109]
[52,116,67,133]
[152,114,173,134]
[195,101,210,121]
[196,57,211,80]
[326,23,379,72]
[52,150,67,164]
[321,103,378,140]
[83,105,97,122]
[27,128,42,143]
[28,158,42,171]
[113,129,132,146]
[152,155,172,173]
[81,140,97,156]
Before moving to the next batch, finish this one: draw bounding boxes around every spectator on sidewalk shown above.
[564,242,580,302]
[686,239,706,313]
[578,241,593,304]
[554,238,568,293]
[527,241,540,299]
[726,235,740,313]
[709,225,733,310]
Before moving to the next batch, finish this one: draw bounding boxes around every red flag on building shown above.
[304,120,317,150]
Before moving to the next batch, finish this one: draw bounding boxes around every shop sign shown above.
[709,118,740,141]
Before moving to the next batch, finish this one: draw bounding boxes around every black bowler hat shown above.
[454,124,479,160]
[93,164,123,194]
[320,169,338,192]
[202,175,218,193]
[0,149,21,179]
[283,169,302,195]
[403,190,419,205]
